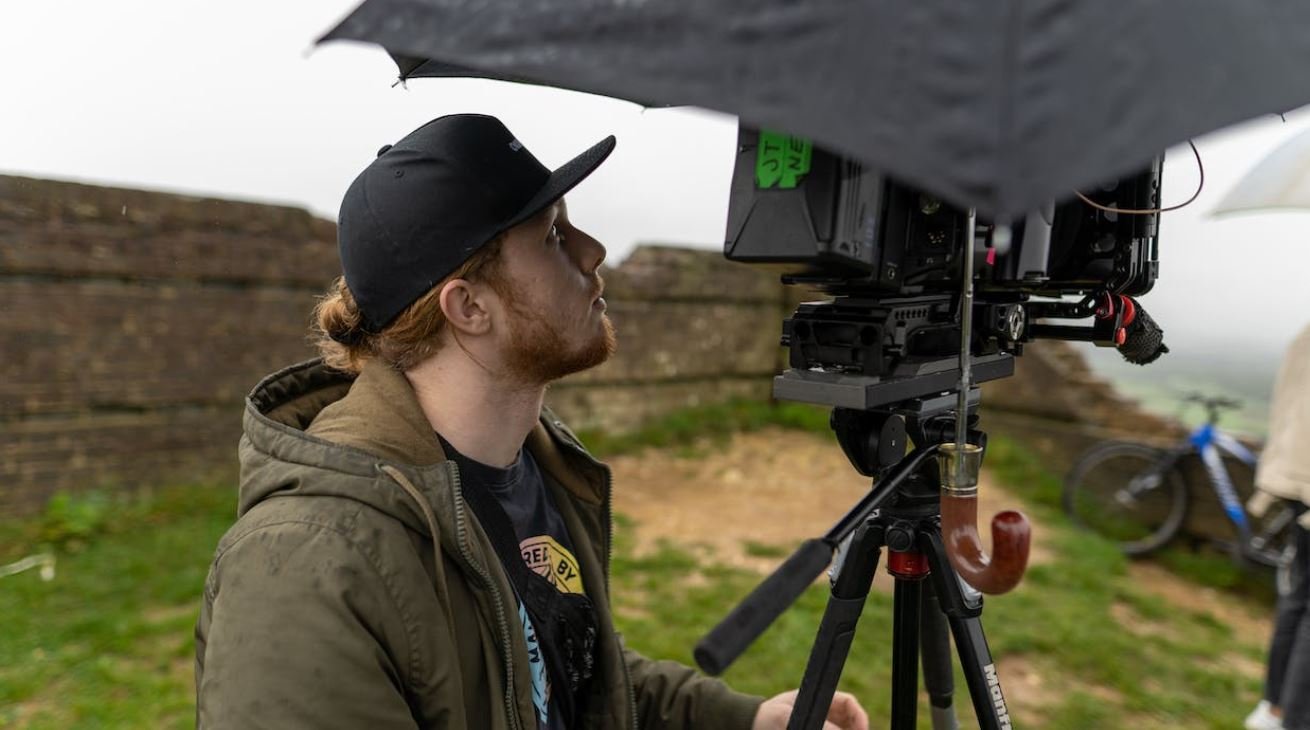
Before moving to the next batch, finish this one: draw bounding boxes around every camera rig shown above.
[694,126,1172,729]
[725,127,1169,410]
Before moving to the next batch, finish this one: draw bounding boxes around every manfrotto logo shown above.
[984,664,1012,729]
[508,139,524,152]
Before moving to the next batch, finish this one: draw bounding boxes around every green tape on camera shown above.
[755,130,812,189]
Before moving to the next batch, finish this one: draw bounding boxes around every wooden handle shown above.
[940,493,1031,594]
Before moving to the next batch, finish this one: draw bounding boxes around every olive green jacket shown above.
[195,359,762,729]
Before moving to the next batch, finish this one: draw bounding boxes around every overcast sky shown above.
[3,0,1309,363]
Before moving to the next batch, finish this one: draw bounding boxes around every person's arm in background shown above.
[1251,323,1310,528]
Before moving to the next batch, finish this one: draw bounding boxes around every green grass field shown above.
[0,401,1273,728]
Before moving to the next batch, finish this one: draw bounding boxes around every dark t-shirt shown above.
[438,434,584,730]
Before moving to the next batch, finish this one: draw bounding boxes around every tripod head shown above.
[830,391,1029,595]
[693,389,1031,676]
[829,391,984,478]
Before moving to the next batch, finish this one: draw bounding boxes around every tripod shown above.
[694,391,1026,730]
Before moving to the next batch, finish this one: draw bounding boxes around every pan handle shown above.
[939,493,1031,594]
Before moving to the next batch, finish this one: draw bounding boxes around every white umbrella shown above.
[1214,126,1310,214]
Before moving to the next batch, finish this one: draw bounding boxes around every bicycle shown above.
[1062,393,1297,593]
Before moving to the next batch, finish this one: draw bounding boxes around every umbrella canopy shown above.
[322,0,1310,219]
[1214,126,1310,215]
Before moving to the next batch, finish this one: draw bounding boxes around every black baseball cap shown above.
[337,114,616,331]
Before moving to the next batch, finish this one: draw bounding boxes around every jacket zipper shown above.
[447,463,524,730]
[557,424,639,730]
[601,465,640,730]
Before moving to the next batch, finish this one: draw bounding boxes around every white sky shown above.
[3,0,1309,361]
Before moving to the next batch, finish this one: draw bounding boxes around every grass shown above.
[612,514,1266,728]
[0,483,235,729]
[0,399,1275,728]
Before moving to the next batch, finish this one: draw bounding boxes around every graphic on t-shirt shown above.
[519,602,551,726]
[519,536,583,729]
[520,535,585,594]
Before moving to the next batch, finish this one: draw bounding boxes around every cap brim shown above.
[502,135,617,231]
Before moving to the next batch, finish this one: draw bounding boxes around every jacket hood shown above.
[237,358,606,536]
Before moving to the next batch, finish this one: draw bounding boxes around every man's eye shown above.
[549,224,564,243]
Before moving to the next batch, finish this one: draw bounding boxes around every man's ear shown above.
[438,279,493,335]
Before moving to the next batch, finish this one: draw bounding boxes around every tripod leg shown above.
[944,615,1012,730]
[921,530,1014,730]
[920,581,959,730]
[786,523,884,730]
[891,579,922,729]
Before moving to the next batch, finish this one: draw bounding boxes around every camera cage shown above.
[724,125,1167,409]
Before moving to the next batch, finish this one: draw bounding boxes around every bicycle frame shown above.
[1185,423,1259,538]
[1068,397,1292,571]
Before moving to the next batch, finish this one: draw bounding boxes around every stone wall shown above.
[3,174,1235,537]
[1,176,340,515]
[0,175,787,515]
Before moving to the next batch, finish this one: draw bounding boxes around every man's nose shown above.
[575,232,606,274]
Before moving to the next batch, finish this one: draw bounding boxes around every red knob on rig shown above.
[887,550,930,580]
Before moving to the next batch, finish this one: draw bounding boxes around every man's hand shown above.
[752,689,869,730]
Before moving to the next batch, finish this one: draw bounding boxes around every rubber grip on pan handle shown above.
[693,538,833,676]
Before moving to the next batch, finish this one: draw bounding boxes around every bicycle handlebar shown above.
[1181,392,1243,411]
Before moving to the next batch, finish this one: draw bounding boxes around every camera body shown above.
[725,127,1161,298]
[723,126,1163,394]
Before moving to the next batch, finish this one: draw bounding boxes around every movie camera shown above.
[724,127,1169,409]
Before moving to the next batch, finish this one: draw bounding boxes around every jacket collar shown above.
[240,358,607,533]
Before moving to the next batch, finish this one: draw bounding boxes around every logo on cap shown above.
[509,139,524,152]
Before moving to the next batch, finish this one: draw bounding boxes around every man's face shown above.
[490,199,617,384]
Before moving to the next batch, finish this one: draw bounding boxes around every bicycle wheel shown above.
[1063,442,1189,556]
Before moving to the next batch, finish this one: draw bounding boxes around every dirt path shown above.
[609,427,1273,715]
[610,427,1053,575]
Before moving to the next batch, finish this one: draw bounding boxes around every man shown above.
[1246,322,1310,730]
[195,114,868,730]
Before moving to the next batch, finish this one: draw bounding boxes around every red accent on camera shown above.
[1119,296,1137,327]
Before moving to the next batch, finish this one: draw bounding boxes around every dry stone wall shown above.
[3,174,1221,533]
[1,176,338,514]
[0,176,788,514]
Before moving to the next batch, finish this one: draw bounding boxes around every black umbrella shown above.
[322,0,1310,219]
